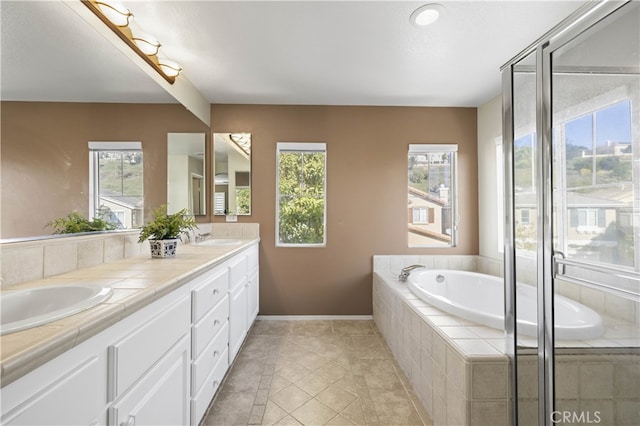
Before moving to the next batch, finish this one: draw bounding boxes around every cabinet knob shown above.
[213,319,220,326]
[213,380,219,388]
[213,350,219,358]
[213,288,219,295]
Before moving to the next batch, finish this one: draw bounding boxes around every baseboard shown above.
[256,315,373,320]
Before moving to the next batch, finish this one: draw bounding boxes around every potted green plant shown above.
[138,205,197,258]
[45,210,115,234]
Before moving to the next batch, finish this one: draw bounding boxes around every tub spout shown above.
[399,265,425,282]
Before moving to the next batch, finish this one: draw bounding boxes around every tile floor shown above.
[203,319,433,426]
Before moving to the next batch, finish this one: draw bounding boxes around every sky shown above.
[564,100,632,148]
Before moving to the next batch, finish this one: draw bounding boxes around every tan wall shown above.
[2,102,478,315]
[210,105,478,315]
[1,102,211,239]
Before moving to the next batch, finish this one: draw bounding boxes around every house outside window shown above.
[408,144,458,247]
[89,141,143,230]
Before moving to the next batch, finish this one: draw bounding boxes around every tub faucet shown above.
[436,274,445,283]
[399,265,425,282]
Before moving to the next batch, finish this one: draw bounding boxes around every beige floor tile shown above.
[272,415,303,425]
[296,351,331,371]
[251,320,292,336]
[204,320,431,426]
[291,398,337,425]
[270,384,313,413]
[370,388,425,425]
[315,361,349,383]
[205,391,255,425]
[290,320,333,336]
[295,372,331,396]
[269,374,292,395]
[331,320,376,336]
[316,384,357,412]
[333,374,357,394]
[339,400,366,426]
[262,400,288,426]
[276,361,312,382]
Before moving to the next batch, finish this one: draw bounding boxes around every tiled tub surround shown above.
[372,255,639,426]
[0,233,259,387]
[0,223,260,287]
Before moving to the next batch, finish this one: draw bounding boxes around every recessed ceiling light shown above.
[410,3,444,27]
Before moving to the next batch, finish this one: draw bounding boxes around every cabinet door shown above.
[108,295,190,400]
[228,281,247,363]
[1,357,102,425]
[109,336,190,426]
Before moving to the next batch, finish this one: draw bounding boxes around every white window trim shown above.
[88,141,142,222]
[276,142,327,247]
[408,143,458,248]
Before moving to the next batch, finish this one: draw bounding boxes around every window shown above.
[554,99,635,268]
[89,142,143,230]
[408,144,457,247]
[276,143,326,246]
[520,209,530,226]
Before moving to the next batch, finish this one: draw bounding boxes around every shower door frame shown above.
[501,1,631,425]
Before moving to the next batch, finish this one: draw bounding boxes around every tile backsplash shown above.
[0,223,260,287]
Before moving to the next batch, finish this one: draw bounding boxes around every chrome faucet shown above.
[436,274,445,283]
[399,265,425,282]
[195,232,211,243]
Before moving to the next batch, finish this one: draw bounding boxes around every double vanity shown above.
[0,233,259,426]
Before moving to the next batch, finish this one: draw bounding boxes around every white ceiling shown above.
[1,1,586,107]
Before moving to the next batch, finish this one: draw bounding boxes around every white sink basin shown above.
[0,284,113,335]
[194,239,242,246]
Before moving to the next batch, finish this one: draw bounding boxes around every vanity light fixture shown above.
[410,3,444,27]
[158,58,183,78]
[82,0,182,83]
[229,133,251,157]
[95,1,133,27]
[132,32,161,56]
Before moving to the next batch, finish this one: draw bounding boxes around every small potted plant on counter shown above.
[138,205,197,258]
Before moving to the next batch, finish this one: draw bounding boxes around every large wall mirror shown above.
[168,133,206,215]
[214,133,251,216]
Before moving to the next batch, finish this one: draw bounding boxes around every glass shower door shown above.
[504,2,639,425]
[549,2,640,424]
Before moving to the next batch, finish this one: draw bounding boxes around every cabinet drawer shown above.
[191,322,229,395]
[229,255,247,290]
[192,267,229,323]
[108,295,190,400]
[190,348,229,426]
[192,295,229,359]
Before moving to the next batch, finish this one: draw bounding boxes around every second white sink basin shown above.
[194,239,242,246]
[1,284,113,335]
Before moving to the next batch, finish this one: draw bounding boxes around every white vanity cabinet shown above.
[0,355,104,425]
[0,285,192,426]
[108,294,191,426]
[1,241,260,426]
[189,263,230,425]
[246,244,259,325]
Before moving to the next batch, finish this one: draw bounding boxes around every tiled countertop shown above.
[0,239,259,387]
